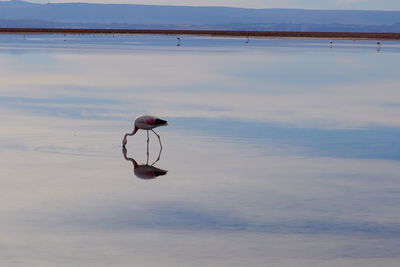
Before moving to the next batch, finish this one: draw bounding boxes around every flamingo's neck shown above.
[130,157,139,168]
[132,126,139,135]
[122,147,138,168]
[122,127,139,146]
[126,127,138,136]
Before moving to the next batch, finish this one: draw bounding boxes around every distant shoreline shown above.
[0,28,400,40]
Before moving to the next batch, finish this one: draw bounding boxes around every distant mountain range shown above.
[1,0,400,32]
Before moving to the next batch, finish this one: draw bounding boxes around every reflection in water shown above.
[1,35,400,266]
[122,146,168,180]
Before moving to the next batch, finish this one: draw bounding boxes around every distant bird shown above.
[377,41,382,52]
[122,115,168,147]
[245,37,250,43]
[177,37,181,46]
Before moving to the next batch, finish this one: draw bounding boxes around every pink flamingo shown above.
[122,115,168,149]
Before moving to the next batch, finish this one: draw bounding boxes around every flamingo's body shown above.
[134,115,167,131]
[122,115,167,147]
[134,164,168,179]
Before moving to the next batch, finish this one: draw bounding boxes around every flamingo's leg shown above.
[151,129,162,149]
[151,145,162,166]
[150,129,163,164]
[146,130,150,164]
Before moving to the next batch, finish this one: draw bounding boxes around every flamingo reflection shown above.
[122,146,167,180]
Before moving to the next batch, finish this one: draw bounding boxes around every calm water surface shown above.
[1,34,400,266]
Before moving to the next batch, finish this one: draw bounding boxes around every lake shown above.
[1,34,400,266]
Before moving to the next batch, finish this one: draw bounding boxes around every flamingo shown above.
[122,146,167,180]
[377,41,382,52]
[122,115,168,149]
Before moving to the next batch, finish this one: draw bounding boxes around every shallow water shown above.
[1,34,400,266]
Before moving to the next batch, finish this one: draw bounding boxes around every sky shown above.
[20,0,400,10]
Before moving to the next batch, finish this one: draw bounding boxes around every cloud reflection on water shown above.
[1,36,400,266]
[1,44,400,129]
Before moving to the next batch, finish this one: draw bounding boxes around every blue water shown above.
[1,34,400,266]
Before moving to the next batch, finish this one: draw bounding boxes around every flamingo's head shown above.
[122,135,128,146]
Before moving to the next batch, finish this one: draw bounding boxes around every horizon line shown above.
[2,0,400,12]
[1,27,400,40]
